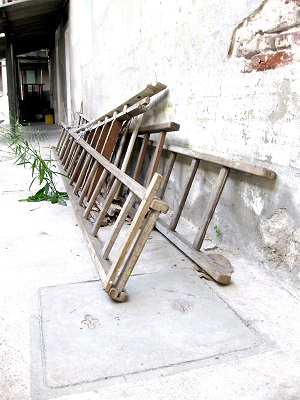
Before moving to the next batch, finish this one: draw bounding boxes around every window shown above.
[26,70,35,84]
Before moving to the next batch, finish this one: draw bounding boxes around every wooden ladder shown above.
[54,126,168,302]
[54,84,170,301]
[132,136,276,284]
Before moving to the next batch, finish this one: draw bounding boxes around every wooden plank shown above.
[61,137,73,165]
[149,141,276,180]
[74,83,167,135]
[145,131,166,187]
[69,149,87,185]
[156,219,233,284]
[78,113,91,124]
[82,127,101,190]
[73,154,92,194]
[119,115,144,173]
[94,123,110,154]
[64,129,90,179]
[78,160,99,205]
[157,151,177,199]
[82,121,112,200]
[102,82,166,119]
[92,178,122,234]
[113,209,161,297]
[102,173,163,292]
[169,158,199,231]
[56,127,67,153]
[59,122,70,130]
[75,97,150,133]
[63,140,77,171]
[101,192,136,260]
[150,198,169,214]
[134,122,180,134]
[70,124,92,184]
[66,144,81,175]
[83,168,110,220]
[87,119,122,199]
[193,167,230,250]
[113,115,144,199]
[132,133,150,181]
[112,120,131,170]
[106,120,130,192]
[58,130,70,159]
[91,125,104,149]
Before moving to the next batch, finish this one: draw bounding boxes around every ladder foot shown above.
[109,287,128,302]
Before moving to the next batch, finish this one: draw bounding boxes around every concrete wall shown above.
[50,19,68,124]
[52,0,300,292]
[0,61,9,123]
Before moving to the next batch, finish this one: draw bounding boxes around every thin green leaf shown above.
[58,198,67,206]
[50,196,58,204]
[44,183,50,196]
[31,158,37,177]
[33,186,47,198]
[39,167,45,185]
[56,191,68,198]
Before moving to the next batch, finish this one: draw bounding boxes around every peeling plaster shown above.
[241,186,265,216]
[268,85,289,123]
[261,208,300,285]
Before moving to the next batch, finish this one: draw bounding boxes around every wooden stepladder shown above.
[54,83,170,301]
[54,129,168,302]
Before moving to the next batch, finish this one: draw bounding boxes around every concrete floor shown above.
[0,124,299,400]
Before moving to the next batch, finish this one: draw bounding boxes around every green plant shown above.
[214,225,222,237]
[1,126,68,206]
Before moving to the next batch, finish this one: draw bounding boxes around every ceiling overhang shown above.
[0,0,67,59]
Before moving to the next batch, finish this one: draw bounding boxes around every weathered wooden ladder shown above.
[147,140,277,284]
[54,83,175,301]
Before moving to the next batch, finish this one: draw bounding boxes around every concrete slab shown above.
[36,269,262,393]
[1,124,299,400]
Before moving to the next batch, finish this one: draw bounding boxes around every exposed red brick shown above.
[285,0,300,5]
[230,0,300,73]
[250,51,294,71]
[274,31,300,48]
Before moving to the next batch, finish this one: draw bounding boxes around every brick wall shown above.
[229,0,300,72]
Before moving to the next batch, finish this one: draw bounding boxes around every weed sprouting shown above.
[1,126,68,206]
[214,225,222,237]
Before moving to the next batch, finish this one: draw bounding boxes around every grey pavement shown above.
[0,123,299,400]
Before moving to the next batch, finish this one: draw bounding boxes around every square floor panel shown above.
[39,269,262,388]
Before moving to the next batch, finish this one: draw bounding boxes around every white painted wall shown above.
[52,0,300,291]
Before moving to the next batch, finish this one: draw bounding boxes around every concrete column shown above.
[5,30,18,131]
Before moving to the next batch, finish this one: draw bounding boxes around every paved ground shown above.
[0,123,299,400]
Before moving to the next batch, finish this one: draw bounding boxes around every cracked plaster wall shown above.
[261,208,300,288]
[52,0,300,291]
